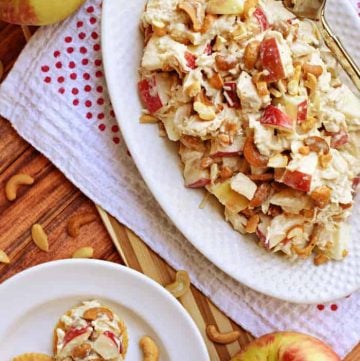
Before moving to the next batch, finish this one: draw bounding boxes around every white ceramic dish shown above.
[102,0,360,303]
[0,260,209,360]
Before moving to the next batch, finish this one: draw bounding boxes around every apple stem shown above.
[21,26,32,42]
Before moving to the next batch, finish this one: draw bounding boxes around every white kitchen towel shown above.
[0,0,359,357]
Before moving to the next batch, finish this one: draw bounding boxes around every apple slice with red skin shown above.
[260,105,293,132]
[253,8,269,31]
[223,82,241,108]
[281,169,312,193]
[260,37,286,82]
[185,51,197,69]
[328,129,349,149]
[352,176,360,191]
[63,326,91,346]
[93,333,120,359]
[210,135,244,158]
[179,146,210,188]
[297,100,308,122]
[138,75,163,114]
[231,332,340,361]
[104,330,121,352]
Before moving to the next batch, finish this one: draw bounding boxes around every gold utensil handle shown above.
[320,2,360,91]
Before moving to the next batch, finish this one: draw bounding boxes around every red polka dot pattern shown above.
[40,0,120,144]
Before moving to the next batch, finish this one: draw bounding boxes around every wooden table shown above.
[0,22,358,361]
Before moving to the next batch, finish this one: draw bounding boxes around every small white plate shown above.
[102,0,360,303]
[0,260,209,360]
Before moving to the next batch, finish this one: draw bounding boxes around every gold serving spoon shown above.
[284,0,360,91]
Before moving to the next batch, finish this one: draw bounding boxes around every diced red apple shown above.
[185,51,197,69]
[104,331,121,351]
[253,7,269,31]
[209,180,249,213]
[204,43,212,55]
[281,169,312,192]
[210,135,244,158]
[297,100,308,122]
[352,176,360,191]
[277,95,307,123]
[260,37,286,82]
[260,105,293,132]
[179,146,210,188]
[59,327,92,358]
[330,129,349,149]
[223,82,241,108]
[138,76,163,114]
[93,333,120,359]
[63,326,91,346]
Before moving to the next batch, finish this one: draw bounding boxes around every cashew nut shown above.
[206,324,240,344]
[0,249,10,264]
[139,336,159,361]
[72,246,94,259]
[5,174,34,201]
[12,353,53,361]
[165,270,191,298]
[67,213,97,237]
[83,307,114,321]
[31,224,49,252]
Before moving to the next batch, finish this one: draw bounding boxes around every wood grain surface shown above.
[0,21,358,361]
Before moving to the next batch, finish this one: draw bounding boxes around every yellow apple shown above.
[208,180,249,213]
[232,332,340,361]
[0,0,86,25]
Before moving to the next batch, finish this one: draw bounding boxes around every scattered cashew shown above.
[140,336,159,361]
[0,249,10,264]
[67,212,97,237]
[31,224,49,252]
[140,114,158,123]
[12,353,53,361]
[83,307,114,321]
[206,324,240,344]
[165,270,191,298]
[5,174,34,201]
[72,246,94,259]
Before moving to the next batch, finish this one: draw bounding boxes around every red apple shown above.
[179,146,210,188]
[329,129,349,149]
[63,326,90,346]
[352,176,360,191]
[253,7,269,31]
[260,37,286,82]
[94,333,120,359]
[297,99,308,122]
[223,82,241,108]
[281,169,312,192]
[231,332,340,361]
[0,0,85,25]
[260,105,293,132]
[204,43,212,55]
[210,135,244,158]
[104,331,121,351]
[138,75,163,114]
[185,51,197,69]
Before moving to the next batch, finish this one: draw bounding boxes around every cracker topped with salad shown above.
[138,0,360,265]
